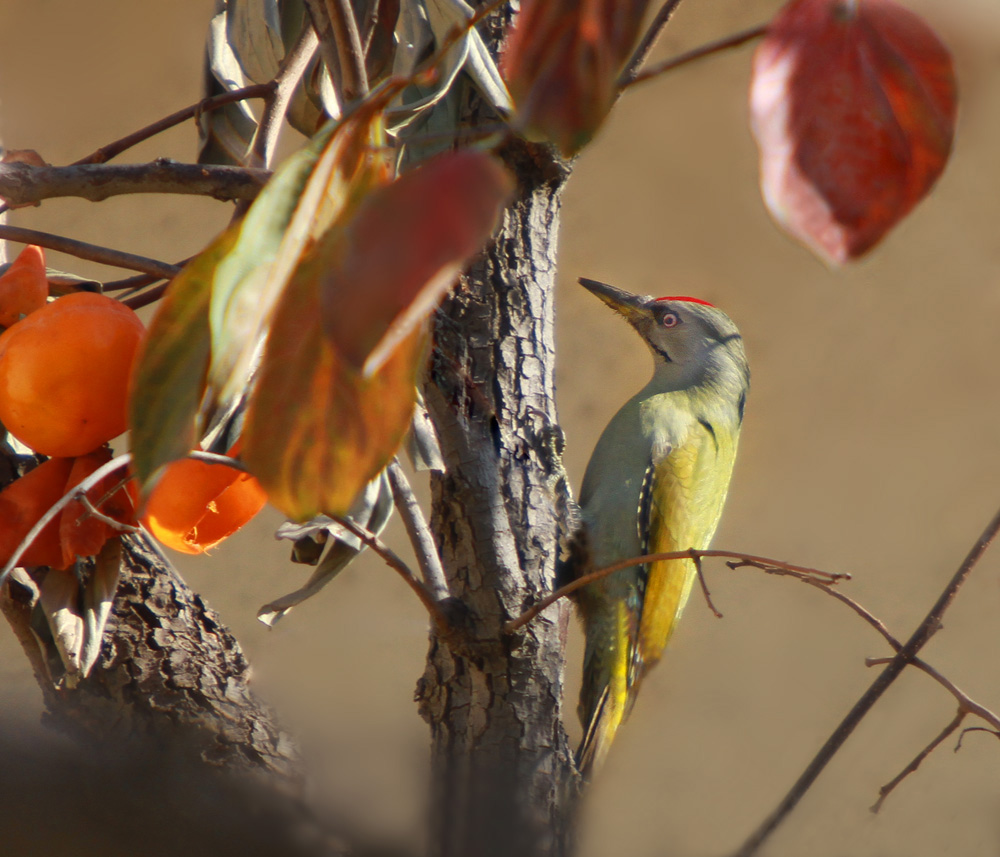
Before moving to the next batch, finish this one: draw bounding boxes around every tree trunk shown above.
[1,526,300,785]
[419,135,579,857]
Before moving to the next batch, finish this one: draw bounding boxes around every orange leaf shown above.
[750,0,956,264]
[502,0,651,156]
[319,150,513,376]
[243,258,427,521]
[0,244,48,328]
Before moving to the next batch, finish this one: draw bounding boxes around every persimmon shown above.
[0,292,145,456]
[142,453,267,554]
[0,450,134,571]
[0,456,73,568]
[0,245,48,328]
[58,448,134,568]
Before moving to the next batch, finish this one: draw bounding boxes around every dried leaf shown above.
[259,471,393,625]
[319,149,513,376]
[243,252,428,520]
[750,0,957,264]
[38,568,84,686]
[79,536,122,677]
[502,0,651,155]
[387,0,511,134]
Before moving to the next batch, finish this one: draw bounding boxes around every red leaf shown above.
[750,0,956,264]
[502,0,651,156]
[320,150,513,376]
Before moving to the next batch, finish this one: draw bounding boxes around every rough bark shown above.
[2,527,300,786]
[419,134,579,857]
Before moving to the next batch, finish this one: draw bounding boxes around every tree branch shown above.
[0,224,180,279]
[71,83,277,167]
[0,160,269,207]
[386,459,450,602]
[870,710,966,814]
[503,549,847,634]
[619,0,685,87]
[732,501,1000,857]
[325,0,369,101]
[248,26,320,171]
[624,23,768,89]
[333,514,452,635]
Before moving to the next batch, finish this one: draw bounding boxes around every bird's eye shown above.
[661,312,680,328]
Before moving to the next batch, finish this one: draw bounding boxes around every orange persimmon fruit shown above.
[0,292,145,456]
[141,453,267,554]
[0,456,73,568]
[58,447,134,567]
[0,244,48,328]
[0,449,135,570]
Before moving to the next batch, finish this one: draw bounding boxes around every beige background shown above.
[2,1,1000,855]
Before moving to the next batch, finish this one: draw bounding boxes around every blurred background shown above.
[2,1,1000,855]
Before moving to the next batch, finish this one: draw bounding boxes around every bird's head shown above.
[578,277,747,390]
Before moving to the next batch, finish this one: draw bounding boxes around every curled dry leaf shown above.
[319,149,514,377]
[502,0,651,156]
[750,0,957,264]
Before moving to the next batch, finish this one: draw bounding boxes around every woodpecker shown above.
[573,277,749,775]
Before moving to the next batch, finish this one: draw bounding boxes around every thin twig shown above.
[325,0,369,100]
[956,727,1000,750]
[732,501,1000,857]
[619,0,685,87]
[186,450,250,472]
[69,493,140,534]
[0,225,180,279]
[870,711,966,814]
[248,26,320,170]
[625,23,768,89]
[333,515,451,634]
[0,454,132,589]
[121,282,170,310]
[102,271,163,293]
[386,459,450,602]
[864,656,1000,733]
[503,549,846,634]
[693,551,723,618]
[0,160,269,206]
[72,83,276,167]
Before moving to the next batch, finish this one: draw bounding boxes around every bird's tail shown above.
[576,603,636,777]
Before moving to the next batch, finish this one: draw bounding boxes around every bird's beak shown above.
[578,278,650,328]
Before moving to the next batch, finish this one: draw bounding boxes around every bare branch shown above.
[72,83,276,166]
[619,0,685,87]
[0,160,269,206]
[248,26,320,170]
[693,551,723,618]
[865,656,1000,734]
[325,0,370,100]
[732,501,1000,857]
[870,710,966,814]
[624,23,768,89]
[0,225,180,279]
[68,492,140,534]
[333,515,452,635]
[386,459,450,602]
[503,549,847,634]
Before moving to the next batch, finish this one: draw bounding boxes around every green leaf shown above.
[129,229,238,491]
